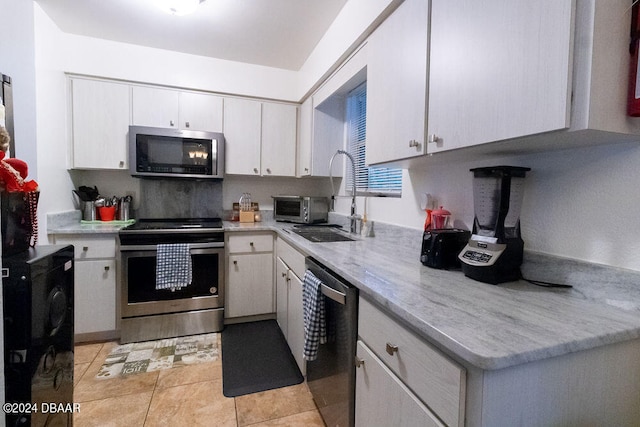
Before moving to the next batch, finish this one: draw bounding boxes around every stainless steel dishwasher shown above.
[305,257,358,427]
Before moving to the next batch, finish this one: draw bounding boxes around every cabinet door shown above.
[261,102,297,177]
[355,341,444,427]
[223,97,262,175]
[179,92,223,132]
[427,0,573,153]
[365,0,428,165]
[227,253,274,317]
[70,78,130,170]
[132,86,180,128]
[74,259,117,335]
[287,271,305,375]
[276,258,289,335]
[297,98,313,176]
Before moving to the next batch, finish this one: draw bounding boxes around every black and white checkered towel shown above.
[303,270,327,361]
[156,244,192,291]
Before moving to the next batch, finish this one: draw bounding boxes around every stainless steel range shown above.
[119,218,224,343]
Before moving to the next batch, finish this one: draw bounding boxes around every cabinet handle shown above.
[249,242,254,247]
[427,134,439,144]
[281,272,287,278]
[82,246,89,252]
[119,160,125,168]
[355,356,365,368]
[304,167,309,172]
[266,168,272,174]
[408,139,420,148]
[233,260,238,265]
[386,343,399,356]
[185,121,190,128]
[170,120,175,127]
[253,168,259,174]
[104,266,110,271]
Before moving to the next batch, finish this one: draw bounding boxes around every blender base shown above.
[461,263,522,285]
[460,239,524,285]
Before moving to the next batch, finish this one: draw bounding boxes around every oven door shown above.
[273,197,305,223]
[120,243,224,318]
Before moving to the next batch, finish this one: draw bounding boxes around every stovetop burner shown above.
[121,217,223,232]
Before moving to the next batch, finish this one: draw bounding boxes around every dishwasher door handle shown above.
[321,283,346,305]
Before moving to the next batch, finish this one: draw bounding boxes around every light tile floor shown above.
[73,340,325,426]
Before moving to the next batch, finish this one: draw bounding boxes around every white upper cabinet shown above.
[69,77,130,170]
[223,97,262,175]
[223,97,297,177]
[426,0,573,153]
[132,86,223,132]
[366,0,429,165]
[131,86,178,128]
[178,91,224,132]
[261,102,297,177]
[297,97,313,176]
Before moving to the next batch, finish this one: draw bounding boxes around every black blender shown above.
[458,166,531,284]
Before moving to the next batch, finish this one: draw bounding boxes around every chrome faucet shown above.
[329,149,359,233]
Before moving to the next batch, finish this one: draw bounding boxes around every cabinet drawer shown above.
[52,235,116,259]
[227,232,273,253]
[276,237,305,278]
[356,341,444,427]
[358,297,465,427]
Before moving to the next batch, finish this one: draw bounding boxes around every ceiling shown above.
[34,0,348,71]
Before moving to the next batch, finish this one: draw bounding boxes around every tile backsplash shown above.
[138,178,223,219]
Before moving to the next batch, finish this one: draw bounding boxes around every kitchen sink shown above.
[289,226,356,242]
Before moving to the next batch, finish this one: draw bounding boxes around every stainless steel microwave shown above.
[129,126,225,179]
[273,196,329,224]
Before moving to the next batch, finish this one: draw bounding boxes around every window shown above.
[345,83,402,196]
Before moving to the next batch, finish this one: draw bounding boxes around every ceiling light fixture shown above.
[157,0,206,16]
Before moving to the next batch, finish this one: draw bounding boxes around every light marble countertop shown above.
[48,210,640,370]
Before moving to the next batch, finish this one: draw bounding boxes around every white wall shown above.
[355,141,640,271]
[0,0,37,173]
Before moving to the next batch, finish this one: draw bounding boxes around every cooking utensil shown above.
[73,186,99,201]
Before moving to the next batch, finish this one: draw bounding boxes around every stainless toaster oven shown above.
[272,196,329,224]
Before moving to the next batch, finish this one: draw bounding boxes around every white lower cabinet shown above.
[73,259,117,336]
[356,341,444,427]
[49,234,118,341]
[225,232,274,319]
[275,238,306,375]
[357,297,465,427]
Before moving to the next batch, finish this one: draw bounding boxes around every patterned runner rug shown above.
[96,333,219,379]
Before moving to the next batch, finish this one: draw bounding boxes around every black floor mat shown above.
[221,319,303,397]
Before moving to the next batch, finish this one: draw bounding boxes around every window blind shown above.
[346,83,402,196]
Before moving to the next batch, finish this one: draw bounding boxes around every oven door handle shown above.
[120,242,225,251]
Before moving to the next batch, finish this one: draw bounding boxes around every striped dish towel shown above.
[156,244,192,291]
[302,270,327,361]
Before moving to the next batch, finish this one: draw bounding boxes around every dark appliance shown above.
[2,245,74,427]
[119,218,225,343]
[1,72,14,155]
[129,125,225,180]
[459,166,531,284]
[421,229,470,269]
[272,196,329,224]
[2,191,39,257]
[305,257,358,427]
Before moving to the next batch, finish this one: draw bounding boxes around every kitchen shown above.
[3,0,640,425]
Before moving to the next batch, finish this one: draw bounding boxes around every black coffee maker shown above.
[458,166,531,284]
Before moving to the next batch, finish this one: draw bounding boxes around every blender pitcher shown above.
[459,166,531,284]
[471,167,528,241]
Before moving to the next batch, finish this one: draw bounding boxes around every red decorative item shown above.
[0,152,40,254]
